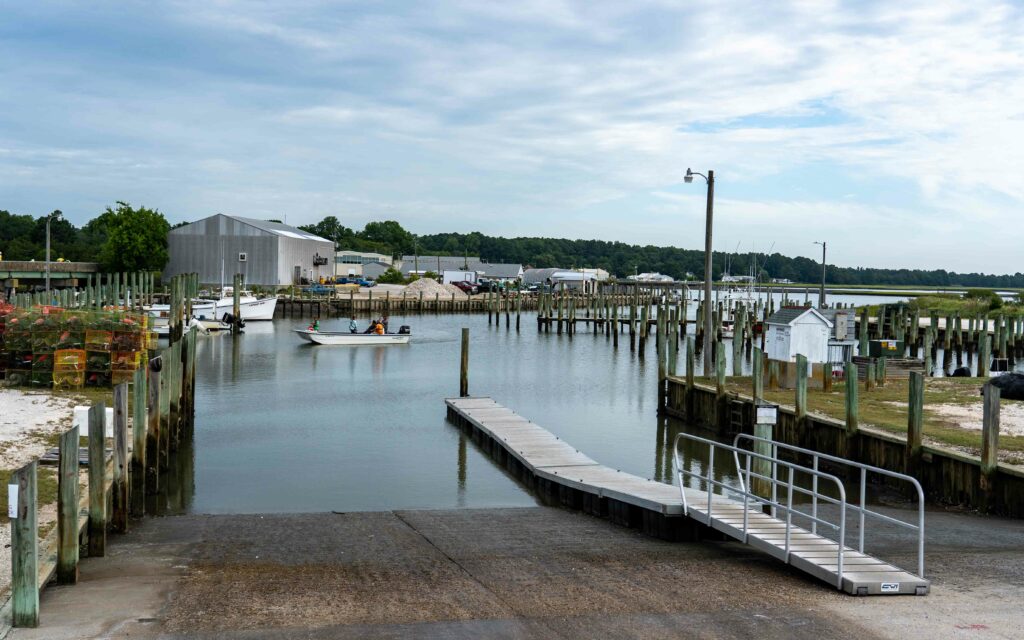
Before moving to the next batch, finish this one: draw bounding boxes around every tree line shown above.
[0,202,169,272]
[300,217,1024,288]
[4,207,1022,288]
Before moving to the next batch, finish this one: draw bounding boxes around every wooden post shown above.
[146,359,161,494]
[57,426,80,584]
[685,336,695,419]
[232,274,241,334]
[10,462,39,627]
[88,403,107,557]
[981,383,1000,492]
[979,335,990,378]
[876,356,887,387]
[859,306,869,355]
[844,361,858,435]
[752,347,764,402]
[715,341,726,396]
[906,371,924,473]
[795,354,807,420]
[865,361,876,391]
[459,328,469,397]
[112,382,129,533]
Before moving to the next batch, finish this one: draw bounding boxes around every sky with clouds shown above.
[1,1,1022,273]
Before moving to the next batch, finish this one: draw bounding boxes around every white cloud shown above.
[1,0,1023,273]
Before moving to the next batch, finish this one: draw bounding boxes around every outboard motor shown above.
[221,312,245,329]
[398,325,411,335]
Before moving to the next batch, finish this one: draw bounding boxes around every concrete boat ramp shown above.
[446,396,929,597]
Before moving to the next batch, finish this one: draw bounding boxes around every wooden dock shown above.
[446,396,930,596]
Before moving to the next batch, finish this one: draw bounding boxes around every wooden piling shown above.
[795,354,807,420]
[57,426,80,584]
[460,328,469,397]
[112,383,129,533]
[906,371,924,474]
[981,382,1000,493]
[685,336,695,419]
[88,403,106,557]
[146,359,161,495]
[844,361,858,435]
[11,462,39,628]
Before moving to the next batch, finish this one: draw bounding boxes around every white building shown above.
[335,250,393,277]
[765,307,833,364]
[628,272,674,283]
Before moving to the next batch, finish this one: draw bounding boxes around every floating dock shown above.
[446,396,929,596]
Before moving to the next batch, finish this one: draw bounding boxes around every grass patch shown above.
[717,376,1024,457]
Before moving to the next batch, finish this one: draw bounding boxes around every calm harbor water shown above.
[186,292,947,514]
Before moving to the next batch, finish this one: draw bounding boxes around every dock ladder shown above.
[673,433,929,596]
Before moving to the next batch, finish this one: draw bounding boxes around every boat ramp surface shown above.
[445,396,929,596]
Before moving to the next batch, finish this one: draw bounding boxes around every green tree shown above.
[97,202,171,272]
[298,215,355,249]
[361,220,414,255]
[375,268,406,284]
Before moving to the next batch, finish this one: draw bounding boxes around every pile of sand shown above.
[404,278,469,298]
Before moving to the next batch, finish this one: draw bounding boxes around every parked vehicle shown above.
[356,278,376,287]
[477,278,502,292]
[304,284,332,295]
[452,280,479,295]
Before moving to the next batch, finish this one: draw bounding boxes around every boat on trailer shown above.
[294,329,411,345]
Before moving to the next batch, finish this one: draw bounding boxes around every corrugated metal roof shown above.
[766,306,833,327]
[227,216,332,243]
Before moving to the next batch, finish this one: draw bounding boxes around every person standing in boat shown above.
[382,315,390,333]
[348,316,358,333]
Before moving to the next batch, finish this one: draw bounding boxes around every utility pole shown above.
[814,241,827,308]
[703,171,715,376]
[45,210,62,297]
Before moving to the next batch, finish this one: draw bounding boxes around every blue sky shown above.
[2,1,1023,273]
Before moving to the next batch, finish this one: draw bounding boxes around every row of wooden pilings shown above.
[8,273,199,628]
[659,338,1013,514]
[8,271,160,311]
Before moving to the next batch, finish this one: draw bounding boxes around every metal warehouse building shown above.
[165,214,334,287]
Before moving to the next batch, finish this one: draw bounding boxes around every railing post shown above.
[10,462,39,627]
[57,426,80,584]
[88,402,107,557]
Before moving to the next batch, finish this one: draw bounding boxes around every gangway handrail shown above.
[733,433,925,579]
[672,432,848,589]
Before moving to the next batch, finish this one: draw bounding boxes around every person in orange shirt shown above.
[374,321,385,335]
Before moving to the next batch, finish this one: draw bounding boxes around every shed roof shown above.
[766,307,833,327]
[477,263,523,279]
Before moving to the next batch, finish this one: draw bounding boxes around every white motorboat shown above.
[213,288,277,321]
[294,329,411,345]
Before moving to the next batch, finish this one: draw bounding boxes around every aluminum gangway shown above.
[673,432,929,596]
[446,397,928,596]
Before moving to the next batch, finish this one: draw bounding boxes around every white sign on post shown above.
[8,484,18,519]
[755,404,778,426]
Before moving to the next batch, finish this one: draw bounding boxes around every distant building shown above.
[398,255,522,282]
[361,261,393,281]
[335,250,393,277]
[771,278,793,284]
[166,214,334,287]
[399,255,480,276]
[721,274,755,283]
[628,272,674,283]
[576,267,610,281]
[523,268,598,292]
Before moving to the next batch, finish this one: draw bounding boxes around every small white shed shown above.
[765,307,833,363]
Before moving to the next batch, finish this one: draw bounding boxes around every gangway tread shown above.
[446,396,929,596]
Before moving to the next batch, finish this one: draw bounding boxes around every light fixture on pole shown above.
[685,168,715,376]
[45,209,62,296]
[813,241,827,308]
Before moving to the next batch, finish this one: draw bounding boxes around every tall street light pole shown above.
[814,241,826,308]
[685,168,715,375]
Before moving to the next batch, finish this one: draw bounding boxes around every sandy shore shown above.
[0,389,80,601]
